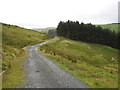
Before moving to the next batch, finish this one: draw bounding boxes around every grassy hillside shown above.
[39,37,118,88]
[97,24,119,32]
[34,27,56,34]
[2,23,54,88]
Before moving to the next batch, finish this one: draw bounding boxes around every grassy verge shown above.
[38,37,118,88]
[2,23,54,88]
[2,44,26,88]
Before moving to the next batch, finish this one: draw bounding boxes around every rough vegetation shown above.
[2,23,54,88]
[39,37,118,88]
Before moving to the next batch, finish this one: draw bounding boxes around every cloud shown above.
[0,0,119,29]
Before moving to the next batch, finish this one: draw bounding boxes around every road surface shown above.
[24,37,87,88]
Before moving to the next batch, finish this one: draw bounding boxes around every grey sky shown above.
[0,0,119,29]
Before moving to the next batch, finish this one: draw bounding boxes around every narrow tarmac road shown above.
[24,37,87,88]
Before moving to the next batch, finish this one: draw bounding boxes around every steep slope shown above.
[39,37,118,88]
[2,23,54,88]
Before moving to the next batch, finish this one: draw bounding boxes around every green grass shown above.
[2,44,26,88]
[97,24,119,32]
[34,27,56,34]
[2,23,54,88]
[39,37,118,88]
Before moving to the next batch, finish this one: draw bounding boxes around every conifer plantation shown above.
[57,20,119,49]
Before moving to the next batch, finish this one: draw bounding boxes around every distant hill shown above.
[34,27,56,33]
[33,23,119,36]
[34,27,56,36]
[96,23,119,32]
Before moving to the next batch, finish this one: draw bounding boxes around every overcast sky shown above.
[0,0,119,29]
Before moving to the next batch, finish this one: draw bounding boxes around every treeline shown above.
[48,29,56,36]
[57,20,119,49]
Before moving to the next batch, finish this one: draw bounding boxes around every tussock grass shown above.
[2,23,54,88]
[2,44,26,88]
[39,37,118,88]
